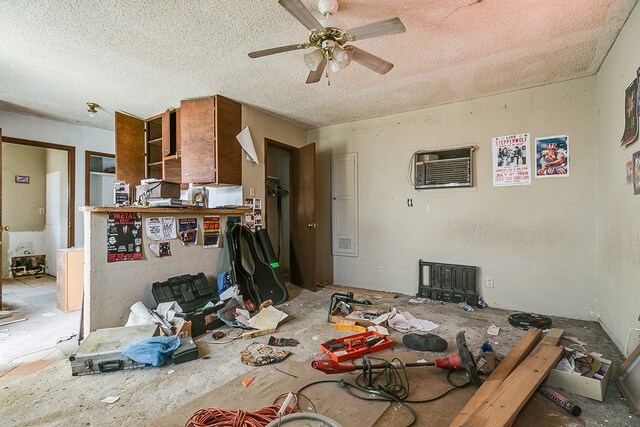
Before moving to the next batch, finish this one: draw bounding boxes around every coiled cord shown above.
[184,404,299,427]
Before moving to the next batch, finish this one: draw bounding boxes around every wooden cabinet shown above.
[115,109,181,186]
[180,95,242,185]
[56,248,84,312]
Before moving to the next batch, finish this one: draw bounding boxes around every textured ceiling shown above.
[0,1,637,131]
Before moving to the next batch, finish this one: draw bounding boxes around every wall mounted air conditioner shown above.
[414,146,474,189]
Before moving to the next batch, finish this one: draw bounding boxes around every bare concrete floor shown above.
[0,284,637,427]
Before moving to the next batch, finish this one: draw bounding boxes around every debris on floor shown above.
[101,396,120,404]
[387,309,439,333]
[240,343,291,366]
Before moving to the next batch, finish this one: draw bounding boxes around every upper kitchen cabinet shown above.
[180,95,242,185]
[114,109,181,186]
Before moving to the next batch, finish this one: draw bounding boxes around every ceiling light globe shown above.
[332,46,353,70]
[304,49,324,70]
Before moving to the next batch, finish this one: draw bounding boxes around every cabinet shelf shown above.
[148,137,162,146]
[90,171,116,177]
[148,161,163,167]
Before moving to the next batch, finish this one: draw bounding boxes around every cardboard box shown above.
[545,353,612,401]
[329,303,390,327]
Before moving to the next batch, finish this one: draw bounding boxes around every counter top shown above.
[80,206,250,214]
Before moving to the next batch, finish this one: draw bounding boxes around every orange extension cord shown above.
[184,404,300,427]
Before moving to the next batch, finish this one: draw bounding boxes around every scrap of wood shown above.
[537,328,564,347]
[242,327,277,340]
[449,328,542,427]
[0,318,27,327]
[317,283,398,299]
[241,377,255,387]
[461,344,563,427]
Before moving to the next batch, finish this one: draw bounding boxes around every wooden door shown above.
[291,143,317,290]
[115,112,145,187]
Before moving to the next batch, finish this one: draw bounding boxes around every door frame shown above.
[2,136,76,247]
[85,150,115,205]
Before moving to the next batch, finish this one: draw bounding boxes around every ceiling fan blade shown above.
[347,17,406,41]
[306,58,327,84]
[279,0,323,31]
[352,47,394,75]
[248,44,306,58]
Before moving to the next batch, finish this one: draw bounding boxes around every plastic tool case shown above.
[151,273,221,336]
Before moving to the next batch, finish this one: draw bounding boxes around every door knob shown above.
[2,226,9,231]
[307,223,318,229]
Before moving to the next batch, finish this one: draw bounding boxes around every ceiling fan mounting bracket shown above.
[308,27,352,48]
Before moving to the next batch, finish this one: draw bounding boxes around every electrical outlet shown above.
[377,266,383,275]
[249,187,255,197]
[39,208,45,215]
[486,277,494,288]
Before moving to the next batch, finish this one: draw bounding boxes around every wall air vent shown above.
[414,146,474,190]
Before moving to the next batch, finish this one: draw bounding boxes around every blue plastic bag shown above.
[122,335,181,367]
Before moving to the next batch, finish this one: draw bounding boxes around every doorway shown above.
[1,136,75,280]
[265,143,292,280]
[265,139,319,291]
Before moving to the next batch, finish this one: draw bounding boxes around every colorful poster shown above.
[107,212,143,262]
[536,135,570,178]
[178,218,198,246]
[148,242,172,257]
[145,217,177,240]
[492,133,531,186]
[203,215,221,248]
[621,76,639,147]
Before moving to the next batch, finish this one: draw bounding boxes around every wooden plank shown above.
[317,283,399,299]
[462,344,563,427]
[538,328,564,347]
[242,327,277,340]
[449,328,542,427]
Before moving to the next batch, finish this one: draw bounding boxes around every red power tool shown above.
[311,331,482,387]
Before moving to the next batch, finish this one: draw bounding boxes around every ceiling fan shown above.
[248,0,406,84]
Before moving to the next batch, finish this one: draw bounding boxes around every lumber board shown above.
[449,328,542,427]
[461,344,563,427]
[538,328,564,347]
[242,327,277,340]
[317,283,399,299]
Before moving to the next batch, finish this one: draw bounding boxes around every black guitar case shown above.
[225,221,260,311]
[255,228,286,285]
[240,226,288,305]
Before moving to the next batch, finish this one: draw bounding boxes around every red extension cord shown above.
[184,404,300,427]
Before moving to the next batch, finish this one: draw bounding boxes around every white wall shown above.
[0,110,115,246]
[45,148,68,276]
[595,4,640,354]
[310,77,599,320]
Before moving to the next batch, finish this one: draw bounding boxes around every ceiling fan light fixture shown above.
[332,46,353,70]
[304,48,324,70]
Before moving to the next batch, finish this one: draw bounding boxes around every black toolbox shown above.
[151,273,221,336]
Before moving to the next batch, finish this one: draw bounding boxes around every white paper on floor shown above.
[101,396,120,404]
[387,309,439,333]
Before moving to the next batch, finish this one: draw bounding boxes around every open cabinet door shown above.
[291,143,317,291]
[115,112,145,188]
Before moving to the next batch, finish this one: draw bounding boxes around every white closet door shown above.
[332,153,358,257]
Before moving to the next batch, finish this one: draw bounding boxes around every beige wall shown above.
[241,105,308,200]
[595,4,640,354]
[2,143,46,231]
[310,77,599,320]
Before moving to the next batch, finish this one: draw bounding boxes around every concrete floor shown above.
[0,283,637,426]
